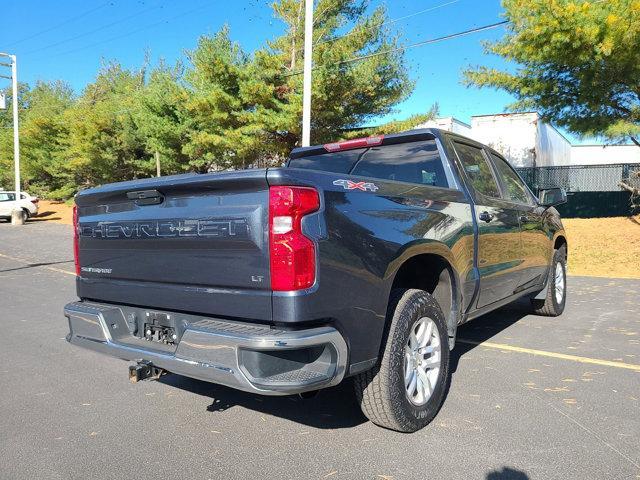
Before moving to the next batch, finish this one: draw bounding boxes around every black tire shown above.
[22,209,29,221]
[353,289,451,432]
[531,245,567,316]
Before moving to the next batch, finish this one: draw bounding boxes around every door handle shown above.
[479,211,494,223]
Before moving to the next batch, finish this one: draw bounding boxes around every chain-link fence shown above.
[516,163,640,218]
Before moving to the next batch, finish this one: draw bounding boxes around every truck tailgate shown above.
[75,170,272,321]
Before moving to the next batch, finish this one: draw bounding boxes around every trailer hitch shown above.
[129,360,164,383]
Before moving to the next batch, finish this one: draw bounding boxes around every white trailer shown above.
[416,117,473,137]
[470,112,571,168]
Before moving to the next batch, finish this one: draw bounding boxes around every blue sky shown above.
[2,0,583,143]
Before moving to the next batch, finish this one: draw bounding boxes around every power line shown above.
[315,0,461,48]
[284,20,509,77]
[36,2,213,59]
[6,2,115,48]
[24,3,166,55]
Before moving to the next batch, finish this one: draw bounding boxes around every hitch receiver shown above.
[129,361,164,383]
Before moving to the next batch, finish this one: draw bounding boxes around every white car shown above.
[0,191,39,222]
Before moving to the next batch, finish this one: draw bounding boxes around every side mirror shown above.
[538,187,567,207]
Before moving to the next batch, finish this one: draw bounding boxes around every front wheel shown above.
[531,245,567,316]
[354,289,451,432]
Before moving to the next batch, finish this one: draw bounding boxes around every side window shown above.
[453,142,500,198]
[489,153,532,205]
[0,193,16,202]
[351,140,450,188]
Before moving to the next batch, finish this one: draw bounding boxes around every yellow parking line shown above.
[0,252,75,276]
[457,339,640,372]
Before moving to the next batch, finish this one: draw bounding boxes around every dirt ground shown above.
[31,200,74,225]
[563,216,640,279]
[30,200,640,279]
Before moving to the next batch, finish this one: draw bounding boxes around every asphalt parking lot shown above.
[1,222,639,480]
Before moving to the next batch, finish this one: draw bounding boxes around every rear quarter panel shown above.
[267,168,475,372]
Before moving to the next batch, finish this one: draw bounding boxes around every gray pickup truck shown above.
[65,129,567,432]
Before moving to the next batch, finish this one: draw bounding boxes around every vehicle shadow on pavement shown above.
[0,259,74,273]
[486,467,530,479]
[159,374,368,429]
[451,299,531,374]
[158,299,532,430]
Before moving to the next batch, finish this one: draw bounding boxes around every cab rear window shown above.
[289,140,450,188]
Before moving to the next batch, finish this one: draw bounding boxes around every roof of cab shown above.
[289,128,443,158]
[288,127,483,159]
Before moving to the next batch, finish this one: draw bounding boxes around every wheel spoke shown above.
[404,349,413,383]
[415,376,425,404]
[424,321,434,344]
[420,345,435,356]
[421,356,440,369]
[416,368,431,397]
[409,332,418,350]
[407,370,417,394]
[416,322,429,347]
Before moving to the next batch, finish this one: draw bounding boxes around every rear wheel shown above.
[531,245,567,316]
[354,289,451,432]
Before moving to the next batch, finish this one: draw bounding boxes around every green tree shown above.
[2,0,434,197]
[181,28,286,171]
[19,81,75,199]
[65,61,151,189]
[0,83,31,191]
[268,0,417,147]
[134,61,191,175]
[178,0,430,169]
[463,0,640,144]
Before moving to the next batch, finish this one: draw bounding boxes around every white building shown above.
[419,112,639,167]
[570,144,640,165]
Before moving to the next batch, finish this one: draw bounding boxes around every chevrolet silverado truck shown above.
[64,129,568,432]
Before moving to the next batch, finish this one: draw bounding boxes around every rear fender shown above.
[383,241,463,349]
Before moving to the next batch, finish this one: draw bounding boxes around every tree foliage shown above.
[0,0,435,199]
[464,0,640,144]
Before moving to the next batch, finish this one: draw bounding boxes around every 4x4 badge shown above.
[333,179,379,192]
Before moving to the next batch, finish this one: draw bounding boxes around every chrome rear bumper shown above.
[64,301,347,395]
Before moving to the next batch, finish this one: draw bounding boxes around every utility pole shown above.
[155,151,161,177]
[301,0,314,147]
[0,53,21,225]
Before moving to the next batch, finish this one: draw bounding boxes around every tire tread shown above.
[354,289,449,432]
[531,245,567,316]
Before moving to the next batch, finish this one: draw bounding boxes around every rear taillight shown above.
[31,198,39,205]
[73,205,80,276]
[269,186,320,291]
